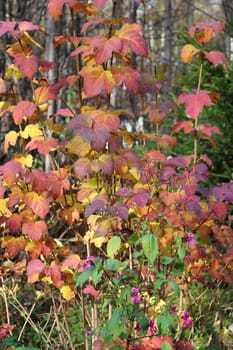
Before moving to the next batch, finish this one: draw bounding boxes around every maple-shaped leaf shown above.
[145,149,167,162]
[25,192,49,219]
[63,254,81,269]
[14,52,38,79]
[27,258,45,283]
[204,51,227,66]
[20,124,43,139]
[0,21,18,37]
[25,136,58,155]
[181,44,200,63]
[2,236,26,258]
[91,109,120,132]
[116,23,148,56]
[25,240,51,259]
[178,91,211,119]
[172,120,194,134]
[90,35,122,64]
[111,65,141,94]
[83,284,101,299]
[48,0,78,20]
[61,205,80,225]
[79,65,116,97]
[12,101,36,124]
[157,134,177,148]
[198,123,220,137]
[47,168,70,198]
[0,160,22,186]
[74,158,92,178]
[60,285,75,301]
[45,261,64,288]
[22,220,48,241]
[188,21,224,43]
[92,154,114,176]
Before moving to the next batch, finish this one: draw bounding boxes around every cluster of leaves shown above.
[0,1,232,349]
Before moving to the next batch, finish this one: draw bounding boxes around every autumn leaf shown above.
[79,65,116,97]
[204,51,227,66]
[12,101,36,124]
[0,21,18,37]
[188,21,224,42]
[172,120,194,134]
[2,236,26,258]
[92,154,114,176]
[22,220,48,241]
[4,130,18,152]
[6,213,23,233]
[0,160,22,186]
[48,0,78,20]
[60,285,75,301]
[90,35,122,64]
[116,23,148,56]
[20,124,43,139]
[66,136,91,157]
[111,65,141,94]
[81,18,106,33]
[74,158,92,178]
[181,44,200,63]
[63,254,81,269]
[83,284,102,299]
[14,52,38,79]
[25,192,49,219]
[25,136,58,155]
[198,123,220,137]
[178,91,211,119]
[91,109,120,132]
[45,261,63,288]
[27,259,45,283]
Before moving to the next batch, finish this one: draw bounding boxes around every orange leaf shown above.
[79,65,116,98]
[116,23,148,56]
[63,254,81,269]
[48,0,77,20]
[60,285,75,301]
[25,192,49,219]
[2,236,26,258]
[25,136,58,155]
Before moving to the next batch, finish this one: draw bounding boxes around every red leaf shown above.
[27,258,45,283]
[93,0,107,9]
[81,18,105,33]
[91,109,120,132]
[90,35,122,64]
[47,168,70,198]
[85,199,106,217]
[14,53,38,79]
[204,51,227,66]
[178,91,211,119]
[7,213,23,233]
[111,65,141,94]
[25,136,58,155]
[172,120,194,134]
[25,192,49,219]
[22,220,48,241]
[92,154,114,176]
[0,21,18,37]
[116,23,148,56]
[198,123,220,137]
[188,21,224,42]
[12,101,36,124]
[145,150,167,162]
[74,158,92,178]
[79,65,116,97]
[45,261,63,288]
[83,284,102,299]
[18,21,39,31]
[48,0,78,20]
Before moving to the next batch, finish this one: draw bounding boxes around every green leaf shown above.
[161,341,172,350]
[141,233,158,265]
[105,258,128,271]
[178,246,186,261]
[75,267,95,287]
[107,236,121,258]
[153,279,165,289]
[157,314,174,335]
[167,280,180,296]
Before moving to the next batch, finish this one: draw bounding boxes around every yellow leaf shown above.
[6,64,24,79]
[0,198,11,215]
[60,285,75,301]
[129,167,140,181]
[91,236,107,248]
[66,136,91,157]
[4,130,18,152]
[181,44,199,64]
[20,124,43,139]
[14,154,33,168]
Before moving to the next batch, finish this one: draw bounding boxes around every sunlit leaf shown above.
[60,285,75,301]
[22,220,48,241]
[12,101,36,124]
[4,130,18,152]
[107,236,121,258]
[178,91,211,119]
[25,192,49,219]
[27,259,45,283]
[116,23,148,56]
